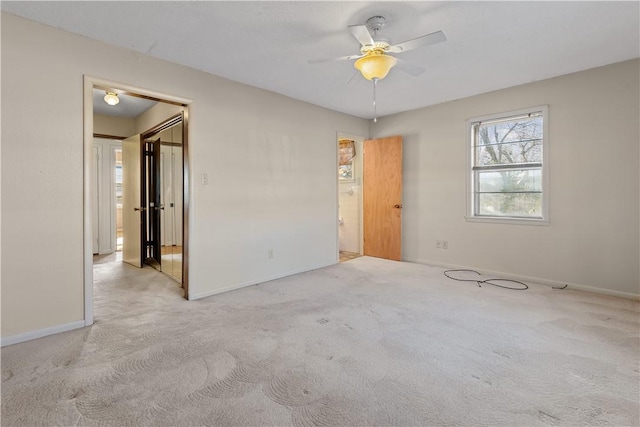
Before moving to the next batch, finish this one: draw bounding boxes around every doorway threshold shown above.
[339,251,361,263]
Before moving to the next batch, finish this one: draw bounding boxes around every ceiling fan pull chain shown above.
[373,78,378,123]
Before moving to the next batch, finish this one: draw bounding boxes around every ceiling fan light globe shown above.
[354,54,397,80]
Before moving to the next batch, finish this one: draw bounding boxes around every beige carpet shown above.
[2,257,638,426]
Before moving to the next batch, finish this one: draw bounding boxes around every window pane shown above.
[477,169,541,192]
[339,163,353,180]
[477,192,542,217]
[475,139,542,166]
[475,115,543,166]
[480,116,542,142]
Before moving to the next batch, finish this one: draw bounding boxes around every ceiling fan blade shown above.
[387,30,447,53]
[348,24,375,47]
[394,58,426,77]
[308,54,363,65]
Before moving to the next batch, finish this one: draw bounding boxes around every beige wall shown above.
[1,13,369,339]
[372,59,640,297]
[93,114,135,138]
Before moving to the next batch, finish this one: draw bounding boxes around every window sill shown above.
[465,216,550,226]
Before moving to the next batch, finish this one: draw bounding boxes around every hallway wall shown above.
[94,114,135,137]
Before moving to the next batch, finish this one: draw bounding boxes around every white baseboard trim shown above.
[404,258,640,301]
[189,261,338,301]
[1,320,86,347]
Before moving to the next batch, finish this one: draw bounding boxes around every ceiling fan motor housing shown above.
[360,41,391,54]
[366,16,387,34]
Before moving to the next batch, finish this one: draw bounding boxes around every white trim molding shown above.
[1,320,86,347]
[189,261,338,300]
[404,257,640,300]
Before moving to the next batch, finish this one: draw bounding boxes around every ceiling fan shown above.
[309,16,447,81]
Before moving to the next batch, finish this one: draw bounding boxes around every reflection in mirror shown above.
[158,122,183,281]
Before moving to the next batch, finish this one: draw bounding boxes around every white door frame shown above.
[83,76,191,326]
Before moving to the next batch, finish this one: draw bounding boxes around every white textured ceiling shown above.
[3,1,639,119]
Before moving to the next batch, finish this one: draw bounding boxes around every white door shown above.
[122,134,142,267]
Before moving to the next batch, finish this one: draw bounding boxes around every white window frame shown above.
[466,105,549,225]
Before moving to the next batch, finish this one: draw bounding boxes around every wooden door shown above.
[122,134,143,268]
[363,135,403,261]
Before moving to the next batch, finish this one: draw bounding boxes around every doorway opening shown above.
[84,76,191,327]
[336,134,404,264]
[115,148,123,252]
[337,134,364,263]
[92,138,123,261]
[99,101,186,281]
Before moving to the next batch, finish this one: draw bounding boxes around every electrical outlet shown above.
[268,249,274,259]
[201,173,208,185]
[436,240,442,249]
[442,241,448,249]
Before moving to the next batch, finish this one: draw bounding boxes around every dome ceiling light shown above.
[104,91,120,106]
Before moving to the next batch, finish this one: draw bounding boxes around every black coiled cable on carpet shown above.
[444,269,529,290]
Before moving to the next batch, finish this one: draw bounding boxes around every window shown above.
[467,106,549,224]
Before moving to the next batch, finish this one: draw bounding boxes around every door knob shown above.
[134,207,146,212]
[394,204,403,209]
